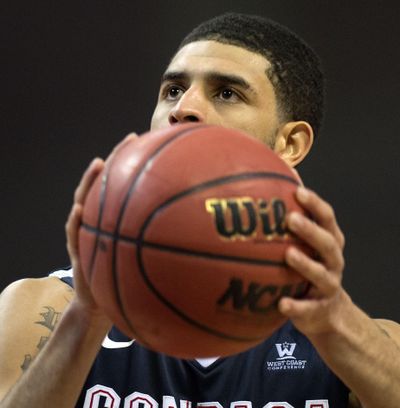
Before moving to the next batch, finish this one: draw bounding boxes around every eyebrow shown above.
[161,71,189,83]
[161,70,256,94]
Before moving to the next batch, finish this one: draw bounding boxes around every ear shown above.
[273,121,314,167]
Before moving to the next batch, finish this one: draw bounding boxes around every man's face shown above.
[151,40,281,147]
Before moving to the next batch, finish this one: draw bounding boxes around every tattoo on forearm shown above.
[20,355,32,372]
[37,335,49,350]
[36,306,61,331]
[20,306,62,372]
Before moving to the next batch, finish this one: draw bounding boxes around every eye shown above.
[163,85,184,101]
[217,88,241,102]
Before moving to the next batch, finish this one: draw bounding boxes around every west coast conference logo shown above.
[266,342,307,371]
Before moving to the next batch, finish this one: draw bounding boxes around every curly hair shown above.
[179,12,325,137]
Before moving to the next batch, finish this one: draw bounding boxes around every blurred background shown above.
[1,0,399,320]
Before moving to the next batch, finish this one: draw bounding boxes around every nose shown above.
[168,89,206,125]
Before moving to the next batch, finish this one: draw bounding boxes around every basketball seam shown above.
[82,223,293,266]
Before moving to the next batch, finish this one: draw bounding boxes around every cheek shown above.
[233,117,278,147]
[251,108,280,142]
[150,104,168,131]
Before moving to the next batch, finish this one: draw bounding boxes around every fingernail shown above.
[279,298,291,314]
[90,157,103,170]
[297,187,309,202]
[287,247,300,262]
[289,212,303,229]
[89,157,98,168]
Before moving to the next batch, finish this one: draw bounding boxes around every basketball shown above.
[78,123,311,358]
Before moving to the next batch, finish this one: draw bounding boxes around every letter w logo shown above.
[275,343,297,360]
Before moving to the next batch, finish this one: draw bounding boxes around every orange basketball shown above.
[79,123,310,358]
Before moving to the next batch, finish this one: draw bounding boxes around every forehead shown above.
[166,40,272,86]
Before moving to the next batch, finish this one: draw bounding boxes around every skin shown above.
[151,41,313,164]
[0,40,399,408]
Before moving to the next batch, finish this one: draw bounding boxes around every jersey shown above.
[50,268,349,408]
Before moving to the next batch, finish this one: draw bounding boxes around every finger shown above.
[74,158,105,205]
[105,132,138,165]
[287,211,345,272]
[289,167,304,186]
[74,133,137,204]
[278,296,319,319]
[296,187,345,250]
[286,246,340,295]
[66,203,83,262]
[66,202,98,302]
[116,132,138,150]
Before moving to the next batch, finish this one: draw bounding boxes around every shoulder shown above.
[0,276,74,311]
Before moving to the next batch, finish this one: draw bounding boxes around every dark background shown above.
[1,1,399,320]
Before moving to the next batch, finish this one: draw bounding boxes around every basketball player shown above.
[0,12,399,408]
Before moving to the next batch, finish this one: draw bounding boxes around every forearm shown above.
[310,291,400,408]
[0,299,110,408]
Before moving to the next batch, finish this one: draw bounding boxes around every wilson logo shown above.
[205,197,288,240]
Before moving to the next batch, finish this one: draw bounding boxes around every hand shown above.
[65,133,137,318]
[279,187,347,336]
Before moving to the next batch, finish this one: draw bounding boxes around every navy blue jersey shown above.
[51,269,349,408]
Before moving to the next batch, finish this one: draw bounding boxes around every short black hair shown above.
[179,12,325,137]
